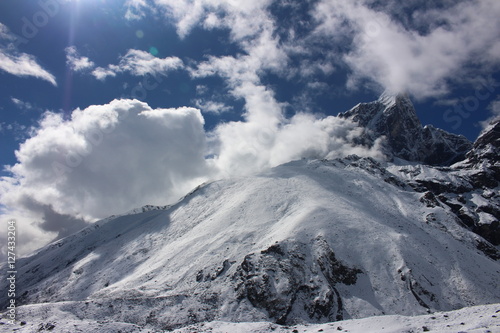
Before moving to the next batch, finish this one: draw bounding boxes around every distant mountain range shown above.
[2,93,499,332]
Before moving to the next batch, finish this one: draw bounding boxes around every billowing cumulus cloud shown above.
[212,111,385,177]
[0,99,212,256]
[0,96,384,257]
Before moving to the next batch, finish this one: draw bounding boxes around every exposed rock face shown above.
[463,119,500,188]
[233,238,361,324]
[339,92,472,165]
[389,118,500,248]
[449,119,500,246]
[338,93,497,248]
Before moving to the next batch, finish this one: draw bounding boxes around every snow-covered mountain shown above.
[388,117,500,248]
[1,95,499,332]
[339,91,472,165]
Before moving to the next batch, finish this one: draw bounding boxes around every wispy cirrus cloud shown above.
[0,23,57,86]
[11,97,34,111]
[65,46,184,81]
[0,52,57,86]
[194,99,233,114]
[91,49,184,80]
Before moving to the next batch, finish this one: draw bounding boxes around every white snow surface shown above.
[1,158,499,330]
[174,304,500,333]
[3,303,500,332]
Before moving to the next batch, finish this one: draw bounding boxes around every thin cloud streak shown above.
[0,23,57,86]
[91,49,183,81]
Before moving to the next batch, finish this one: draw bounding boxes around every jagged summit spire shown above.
[339,91,472,165]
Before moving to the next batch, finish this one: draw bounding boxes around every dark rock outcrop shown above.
[339,92,472,166]
[233,238,362,324]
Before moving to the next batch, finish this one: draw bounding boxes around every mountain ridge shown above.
[2,156,499,330]
[1,94,499,331]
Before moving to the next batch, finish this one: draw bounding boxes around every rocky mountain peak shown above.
[456,117,500,189]
[468,118,500,161]
[339,92,472,166]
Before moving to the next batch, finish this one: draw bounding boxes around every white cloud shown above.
[65,46,95,72]
[0,121,27,140]
[311,0,500,99]
[190,26,288,108]
[0,51,57,86]
[91,66,118,81]
[490,100,500,118]
[124,0,150,20]
[90,49,183,80]
[0,23,57,86]
[0,99,213,255]
[11,97,34,111]
[195,84,209,95]
[155,0,384,175]
[0,23,13,41]
[194,99,232,114]
[153,0,500,104]
[118,49,183,76]
[151,0,274,40]
[214,114,385,177]
[0,213,58,259]
[2,0,435,258]
[481,99,500,128]
[0,49,57,86]
[0,94,386,257]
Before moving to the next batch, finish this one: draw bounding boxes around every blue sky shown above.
[1,0,499,255]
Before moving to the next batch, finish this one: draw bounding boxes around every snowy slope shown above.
[4,302,500,332]
[1,157,499,330]
[387,117,500,247]
[173,303,500,333]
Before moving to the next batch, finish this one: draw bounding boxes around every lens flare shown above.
[149,46,158,56]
